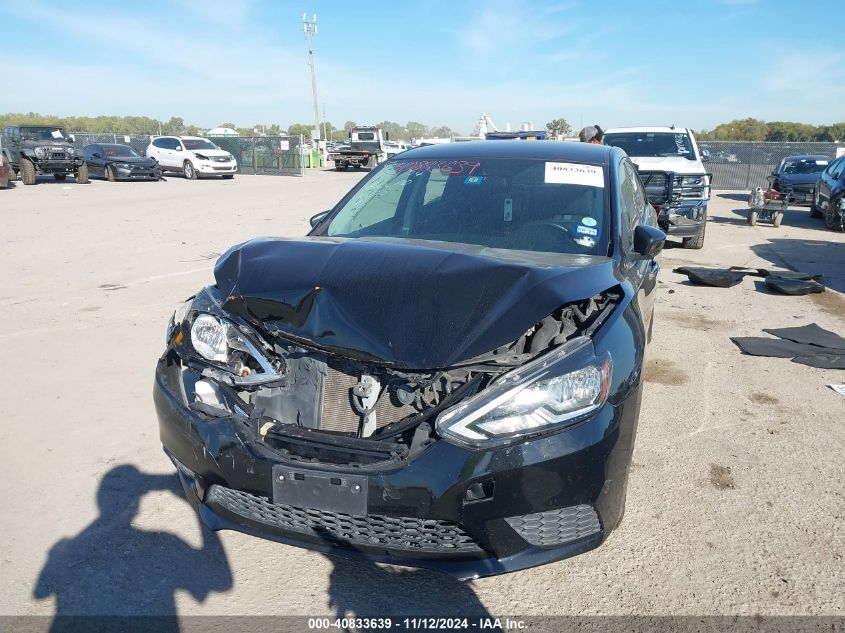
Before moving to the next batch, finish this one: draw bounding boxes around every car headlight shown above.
[679,175,706,187]
[186,312,283,385]
[115,162,132,169]
[436,337,611,448]
[67,147,75,156]
[194,153,209,160]
[34,147,48,158]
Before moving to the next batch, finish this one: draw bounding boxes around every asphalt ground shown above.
[1,170,843,621]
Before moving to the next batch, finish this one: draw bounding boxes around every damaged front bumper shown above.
[657,201,707,237]
[154,356,641,579]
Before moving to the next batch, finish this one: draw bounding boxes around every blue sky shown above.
[1,0,842,134]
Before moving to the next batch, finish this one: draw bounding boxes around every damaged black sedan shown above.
[153,141,665,579]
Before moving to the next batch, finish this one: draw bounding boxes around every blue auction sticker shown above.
[464,175,484,185]
[576,224,598,236]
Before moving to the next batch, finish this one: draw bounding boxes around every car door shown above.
[817,157,843,211]
[88,145,106,177]
[618,157,659,333]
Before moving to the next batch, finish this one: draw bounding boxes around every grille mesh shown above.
[505,504,601,548]
[207,485,483,554]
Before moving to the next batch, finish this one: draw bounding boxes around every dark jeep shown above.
[1,125,89,185]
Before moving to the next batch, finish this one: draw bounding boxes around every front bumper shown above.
[114,166,162,180]
[196,160,237,174]
[658,201,707,237]
[31,159,82,174]
[154,358,641,579]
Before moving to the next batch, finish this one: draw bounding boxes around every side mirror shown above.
[700,148,710,162]
[92,152,101,159]
[310,210,330,228]
[632,224,666,259]
[69,134,75,142]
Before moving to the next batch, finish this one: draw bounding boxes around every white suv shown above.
[145,136,237,179]
[603,126,710,249]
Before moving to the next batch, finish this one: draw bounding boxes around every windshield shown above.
[604,132,696,160]
[183,139,218,150]
[102,144,140,158]
[780,158,828,175]
[324,157,609,256]
[20,127,68,141]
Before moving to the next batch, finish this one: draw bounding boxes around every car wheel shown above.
[20,158,36,185]
[8,166,17,182]
[54,173,67,181]
[772,211,783,228]
[825,196,845,232]
[106,165,116,182]
[810,190,824,218]
[183,161,196,179]
[682,225,706,249]
[748,210,758,226]
[76,162,90,184]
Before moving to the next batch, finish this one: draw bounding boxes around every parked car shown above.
[153,141,665,578]
[1,125,88,185]
[79,144,162,181]
[0,137,9,188]
[813,155,845,231]
[603,126,710,249]
[768,155,830,207]
[145,136,236,179]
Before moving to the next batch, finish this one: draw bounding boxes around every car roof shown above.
[397,140,614,165]
[604,127,690,134]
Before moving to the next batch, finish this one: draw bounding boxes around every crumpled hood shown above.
[776,172,821,187]
[629,156,704,176]
[214,237,620,369]
[191,148,232,159]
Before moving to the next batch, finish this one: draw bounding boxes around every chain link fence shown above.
[69,133,305,176]
[698,141,845,190]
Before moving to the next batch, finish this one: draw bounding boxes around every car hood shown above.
[629,156,705,176]
[775,172,821,186]
[191,148,231,158]
[108,156,156,165]
[214,237,621,369]
[21,140,73,150]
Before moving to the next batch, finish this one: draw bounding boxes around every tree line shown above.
[0,113,462,140]
[697,118,845,142]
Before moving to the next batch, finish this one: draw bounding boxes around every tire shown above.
[682,222,706,249]
[748,210,758,226]
[772,211,783,228]
[8,167,17,182]
[76,162,89,184]
[222,174,234,179]
[54,173,67,181]
[20,158,36,185]
[825,196,845,232]
[106,165,115,182]
[183,161,196,179]
[810,190,824,218]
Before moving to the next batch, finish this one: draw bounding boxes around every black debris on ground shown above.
[732,323,845,370]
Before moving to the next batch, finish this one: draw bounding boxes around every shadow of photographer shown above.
[33,464,232,633]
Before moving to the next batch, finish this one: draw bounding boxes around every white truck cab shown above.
[603,126,710,249]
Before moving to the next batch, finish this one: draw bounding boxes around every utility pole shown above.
[302,12,320,142]
[322,106,327,141]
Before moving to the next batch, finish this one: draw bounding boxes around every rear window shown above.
[604,132,696,161]
[325,158,609,256]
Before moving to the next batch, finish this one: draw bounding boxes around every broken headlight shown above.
[186,312,283,386]
[436,337,611,448]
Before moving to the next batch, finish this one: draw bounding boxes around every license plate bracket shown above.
[272,466,369,515]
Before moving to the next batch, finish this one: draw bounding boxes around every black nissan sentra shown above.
[154,141,665,579]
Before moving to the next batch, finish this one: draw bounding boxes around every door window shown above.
[618,159,642,253]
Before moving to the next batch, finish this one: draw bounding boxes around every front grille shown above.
[505,504,601,548]
[638,171,671,205]
[207,485,484,555]
[212,156,230,162]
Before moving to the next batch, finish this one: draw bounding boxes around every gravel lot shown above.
[1,171,843,620]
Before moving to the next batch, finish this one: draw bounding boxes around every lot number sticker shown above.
[545,162,604,188]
